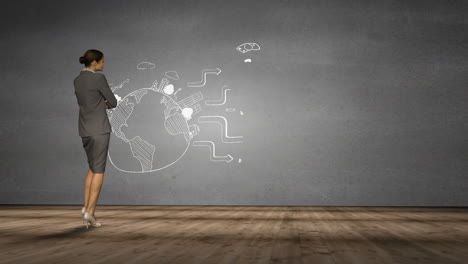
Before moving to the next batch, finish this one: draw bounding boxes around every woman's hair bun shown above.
[79,49,103,66]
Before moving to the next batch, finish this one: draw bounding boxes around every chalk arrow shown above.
[187,68,222,87]
[192,141,234,163]
[198,115,243,143]
[205,85,231,106]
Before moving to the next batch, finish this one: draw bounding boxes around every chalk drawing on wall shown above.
[205,85,230,106]
[105,63,243,173]
[197,115,243,144]
[192,141,234,163]
[236,43,261,54]
[165,71,180,80]
[187,68,222,87]
[106,81,203,173]
[136,61,156,70]
[109,79,129,92]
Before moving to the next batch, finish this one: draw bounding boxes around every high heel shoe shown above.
[81,207,87,224]
[83,212,102,229]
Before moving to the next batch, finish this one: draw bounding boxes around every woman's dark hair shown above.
[79,49,104,67]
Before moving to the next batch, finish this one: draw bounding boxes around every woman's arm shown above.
[97,74,118,108]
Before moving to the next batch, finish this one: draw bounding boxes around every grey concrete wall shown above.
[1,0,467,205]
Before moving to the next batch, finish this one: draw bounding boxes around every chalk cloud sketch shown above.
[165,71,180,80]
[106,63,243,172]
[137,61,156,70]
[236,42,261,53]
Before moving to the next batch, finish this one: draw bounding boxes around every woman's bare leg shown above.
[87,172,104,216]
[83,168,94,209]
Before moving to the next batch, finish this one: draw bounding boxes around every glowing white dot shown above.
[181,108,194,120]
[114,94,122,103]
[163,84,175,95]
[244,58,252,63]
[238,158,242,163]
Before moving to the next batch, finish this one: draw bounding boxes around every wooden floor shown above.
[0,206,467,264]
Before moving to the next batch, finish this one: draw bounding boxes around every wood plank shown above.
[0,205,467,264]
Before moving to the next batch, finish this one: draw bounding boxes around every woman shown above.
[74,49,118,229]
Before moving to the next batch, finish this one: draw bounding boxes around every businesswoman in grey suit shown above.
[74,49,118,228]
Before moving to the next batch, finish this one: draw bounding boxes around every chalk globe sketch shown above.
[107,80,201,173]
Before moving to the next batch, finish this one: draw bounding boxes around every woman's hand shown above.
[105,100,109,109]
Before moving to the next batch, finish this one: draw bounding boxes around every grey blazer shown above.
[73,70,118,137]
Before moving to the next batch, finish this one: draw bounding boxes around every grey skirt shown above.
[81,133,110,173]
